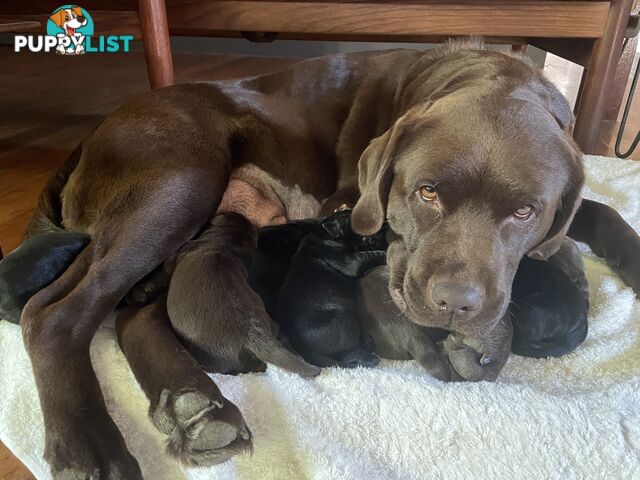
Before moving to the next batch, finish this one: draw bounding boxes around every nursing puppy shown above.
[167,212,320,377]
[248,219,318,318]
[277,210,387,368]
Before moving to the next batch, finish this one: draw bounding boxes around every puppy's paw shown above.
[152,388,252,466]
[440,334,498,382]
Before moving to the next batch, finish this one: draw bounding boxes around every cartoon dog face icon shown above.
[49,6,88,54]
[49,6,87,36]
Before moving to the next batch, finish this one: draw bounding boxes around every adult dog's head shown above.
[351,46,584,338]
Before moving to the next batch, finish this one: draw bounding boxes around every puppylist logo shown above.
[14,5,133,55]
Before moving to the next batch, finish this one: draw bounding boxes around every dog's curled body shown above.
[15,41,640,477]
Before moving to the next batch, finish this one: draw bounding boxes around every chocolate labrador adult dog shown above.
[19,40,640,478]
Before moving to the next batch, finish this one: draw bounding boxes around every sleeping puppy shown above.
[167,212,320,377]
[0,232,90,324]
[357,265,512,381]
[277,210,387,368]
[248,219,318,318]
[510,239,589,358]
[356,265,451,379]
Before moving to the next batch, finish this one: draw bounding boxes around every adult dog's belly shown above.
[218,165,324,228]
[217,179,287,227]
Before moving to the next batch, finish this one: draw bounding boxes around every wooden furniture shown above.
[0,1,636,154]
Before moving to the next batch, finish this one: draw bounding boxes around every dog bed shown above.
[1,154,639,480]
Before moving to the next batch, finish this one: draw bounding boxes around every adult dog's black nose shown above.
[431,280,483,315]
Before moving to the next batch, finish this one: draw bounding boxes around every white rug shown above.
[1,155,640,480]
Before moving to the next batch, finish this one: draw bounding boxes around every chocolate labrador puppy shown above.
[356,265,509,381]
[167,212,320,377]
[18,40,640,477]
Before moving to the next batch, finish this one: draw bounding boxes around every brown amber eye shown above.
[419,185,438,202]
[514,205,533,219]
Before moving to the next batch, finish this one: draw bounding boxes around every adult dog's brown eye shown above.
[419,185,438,202]
[514,205,533,220]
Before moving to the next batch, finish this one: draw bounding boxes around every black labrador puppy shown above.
[0,232,90,323]
[510,254,589,358]
[276,210,387,368]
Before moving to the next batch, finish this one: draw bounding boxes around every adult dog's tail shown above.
[569,199,640,295]
[24,143,82,238]
[247,328,321,377]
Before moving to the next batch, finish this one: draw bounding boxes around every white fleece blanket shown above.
[2,155,640,480]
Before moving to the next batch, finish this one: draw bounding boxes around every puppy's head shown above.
[322,210,387,251]
[351,49,584,338]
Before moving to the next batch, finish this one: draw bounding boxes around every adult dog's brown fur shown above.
[20,40,640,478]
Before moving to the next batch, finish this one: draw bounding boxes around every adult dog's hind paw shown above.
[152,388,252,466]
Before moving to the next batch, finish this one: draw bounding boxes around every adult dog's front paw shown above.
[45,413,142,480]
[152,388,252,466]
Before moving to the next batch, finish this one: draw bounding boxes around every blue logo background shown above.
[46,5,94,36]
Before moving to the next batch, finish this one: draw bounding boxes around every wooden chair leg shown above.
[574,0,634,154]
[138,0,175,89]
[511,44,528,54]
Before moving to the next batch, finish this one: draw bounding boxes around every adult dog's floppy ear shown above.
[351,115,411,236]
[527,156,584,260]
[542,79,575,133]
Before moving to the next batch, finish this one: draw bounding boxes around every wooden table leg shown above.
[574,0,634,153]
[138,0,175,89]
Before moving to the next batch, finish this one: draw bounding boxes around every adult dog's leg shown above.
[21,171,223,479]
[116,298,251,467]
[569,199,640,295]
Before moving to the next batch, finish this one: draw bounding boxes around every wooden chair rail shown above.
[166,1,611,39]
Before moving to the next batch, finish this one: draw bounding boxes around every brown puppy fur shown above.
[167,213,320,377]
[358,266,512,383]
[20,41,640,477]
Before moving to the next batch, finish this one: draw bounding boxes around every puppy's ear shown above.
[351,114,413,236]
[71,6,83,16]
[527,157,584,260]
[49,10,65,27]
[322,217,344,238]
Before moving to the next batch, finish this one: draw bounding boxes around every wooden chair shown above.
[0,0,636,153]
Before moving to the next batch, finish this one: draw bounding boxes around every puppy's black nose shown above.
[431,280,483,316]
[78,15,86,23]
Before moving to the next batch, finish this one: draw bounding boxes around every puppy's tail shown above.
[247,330,321,377]
[568,199,640,296]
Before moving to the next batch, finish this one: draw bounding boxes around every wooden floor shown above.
[0,45,638,479]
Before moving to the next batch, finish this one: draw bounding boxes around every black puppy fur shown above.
[277,210,387,368]
[248,220,318,318]
[0,232,90,324]
[510,256,588,358]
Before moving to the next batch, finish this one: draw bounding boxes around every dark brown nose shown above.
[431,280,483,316]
